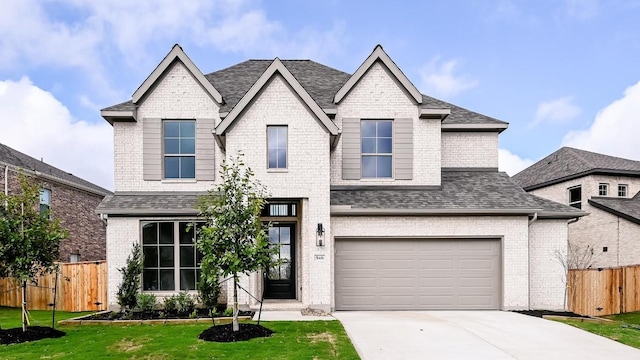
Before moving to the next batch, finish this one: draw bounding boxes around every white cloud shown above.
[566,0,599,20]
[499,148,534,176]
[419,56,477,98]
[530,96,581,127]
[562,80,640,160]
[0,77,113,190]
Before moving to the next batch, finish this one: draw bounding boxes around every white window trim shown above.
[598,183,609,196]
[618,184,628,197]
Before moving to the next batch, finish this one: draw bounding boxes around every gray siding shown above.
[196,118,216,181]
[143,118,162,181]
[342,118,361,180]
[394,118,413,180]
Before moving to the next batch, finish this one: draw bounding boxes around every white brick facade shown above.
[528,220,567,310]
[441,132,499,168]
[530,175,640,268]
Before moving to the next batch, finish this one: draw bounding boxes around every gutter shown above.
[330,206,543,216]
[4,165,8,196]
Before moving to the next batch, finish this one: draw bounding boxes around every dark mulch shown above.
[514,310,586,318]
[84,309,254,321]
[198,323,274,342]
[0,326,66,345]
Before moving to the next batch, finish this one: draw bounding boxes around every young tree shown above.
[116,243,143,313]
[0,175,68,331]
[197,154,276,332]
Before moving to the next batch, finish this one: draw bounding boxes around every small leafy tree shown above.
[0,175,68,331]
[116,243,143,313]
[197,154,276,332]
[198,274,221,318]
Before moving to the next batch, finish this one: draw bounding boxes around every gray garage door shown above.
[335,238,501,310]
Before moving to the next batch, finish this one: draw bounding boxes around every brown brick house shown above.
[0,143,110,262]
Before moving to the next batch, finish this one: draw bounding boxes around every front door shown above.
[264,223,295,299]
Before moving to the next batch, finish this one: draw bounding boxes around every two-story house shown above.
[97,44,584,312]
[513,147,640,269]
[1,142,110,262]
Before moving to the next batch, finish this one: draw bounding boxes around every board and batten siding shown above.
[341,118,413,180]
[143,118,216,181]
[143,118,162,181]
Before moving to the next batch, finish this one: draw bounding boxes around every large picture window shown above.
[164,120,196,179]
[267,126,287,169]
[142,221,202,291]
[361,120,392,178]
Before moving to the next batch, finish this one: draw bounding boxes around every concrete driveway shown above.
[333,311,640,360]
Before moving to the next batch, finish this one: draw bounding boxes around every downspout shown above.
[4,165,8,196]
[527,213,538,310]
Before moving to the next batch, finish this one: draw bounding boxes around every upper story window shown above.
[163,120,196,179]
[267,126,287,169]
[598,183,608,196]
[361,120,393,178]
[619,184,628,197]
[142,221,203,292]
[39,189,51,216]
[569,186,582,209]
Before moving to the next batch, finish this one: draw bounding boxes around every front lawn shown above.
[0,307,360,359]
[557,311,640,350]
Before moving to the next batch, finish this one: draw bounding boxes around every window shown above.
[39,189,51,216]
[163,120,195,179]
[361,120,392,178]
[619,185,628,197]
[569,186,582,209]
[261,202,297,217]
[142,221,202,291]
[598,183,608,196]
[267,126,287,169]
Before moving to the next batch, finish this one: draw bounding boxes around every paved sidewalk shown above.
[333,311,640,360]
[252,310,336,321]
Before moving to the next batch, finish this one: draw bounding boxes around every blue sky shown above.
[1,0,639,190]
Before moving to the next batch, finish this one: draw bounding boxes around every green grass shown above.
[557,311,640,350]
[0,307,360,359]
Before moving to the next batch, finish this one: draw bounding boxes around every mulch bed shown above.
[84,309,254,321]
[0,326,66,345]
[514,310,586,318]
[198,323,273,342]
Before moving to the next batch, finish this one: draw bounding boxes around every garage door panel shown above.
[335,239,501,310]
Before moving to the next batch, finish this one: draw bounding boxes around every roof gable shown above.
[334,45,422,104]
[132,44,222,105]
[215,58,338,136]
[589,191,640,225]
[513,147,640,190]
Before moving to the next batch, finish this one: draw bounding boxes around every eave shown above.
[100,110,137,125]
[441,123,509,133]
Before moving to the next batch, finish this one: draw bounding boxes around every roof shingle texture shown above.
[103,59,506,125]
[96,192,205,215]
[589,192,640,224]
[0,143,111,195]
[512,147,640,190]
[331,171,582,215]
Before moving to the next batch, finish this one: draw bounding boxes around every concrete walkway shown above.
[333,311,640,360]
[252,310,336,321]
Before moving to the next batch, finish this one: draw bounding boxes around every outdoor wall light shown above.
[316,223,325,246]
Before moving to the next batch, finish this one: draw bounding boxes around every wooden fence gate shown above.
[0,261,107,312]
[568,265,640,316]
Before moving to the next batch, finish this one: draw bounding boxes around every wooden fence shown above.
[0,261,107,312]
[568,265,640,316]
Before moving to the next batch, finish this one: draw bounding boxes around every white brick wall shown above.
[530,175,640,268]
[331,216,531,310]
[224,75,331,309]
[441,132,499,168]
[331,62,441,186]
[529,220,568,310]
[106,217,140,309]
[114,61,223,192]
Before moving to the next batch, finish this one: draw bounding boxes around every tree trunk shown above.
[232,275,239,332]
[21,281,27,332]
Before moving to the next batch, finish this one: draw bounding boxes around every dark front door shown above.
[264,223,295,299]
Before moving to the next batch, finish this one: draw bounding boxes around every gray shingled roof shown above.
[331,171,584,218]
[589,192,640,225]
[103,58,505,126]
[0,143,111,196]
[512,147,640,190]
[96,192,206,215]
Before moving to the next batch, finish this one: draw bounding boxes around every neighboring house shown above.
[513,147,640,269]
[97,44,584,312]
[0,143,110,262]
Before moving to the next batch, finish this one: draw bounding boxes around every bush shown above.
[175,292,196,316]
[198,274,221,311]
[223,307,234,317]
[136,293,157,314]
[163,295,178,313]
[116,244,143,312]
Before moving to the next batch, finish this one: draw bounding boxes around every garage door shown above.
[335,238,501,310]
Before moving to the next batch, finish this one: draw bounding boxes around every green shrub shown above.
[136,293,157,313]
[198,274,221,311]
[116,244,143,312]
[175,292,196,316]
[223,307,234,317]
[163,295,178,313]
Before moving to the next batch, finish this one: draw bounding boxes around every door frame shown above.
[264,222,296,299]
